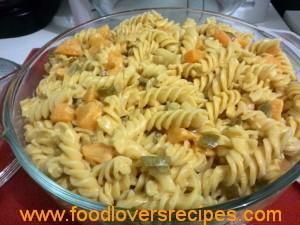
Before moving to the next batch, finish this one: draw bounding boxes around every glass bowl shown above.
[1,8,300,225]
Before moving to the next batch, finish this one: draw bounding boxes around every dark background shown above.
[271,0,300,16]
[0,0,300,38]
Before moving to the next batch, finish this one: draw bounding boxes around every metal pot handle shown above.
[0,58,21,188]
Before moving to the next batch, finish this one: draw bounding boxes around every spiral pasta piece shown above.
[55,123,100,199]
[146,109,209,131]
[181,18,198,53]
[206,90,241,121]
[139,85,200,107]
[21,87,78,122]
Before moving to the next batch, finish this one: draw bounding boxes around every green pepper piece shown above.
[138,77,148,87]
[254,179,270,191]
[141,156,170,168]
[150,166,170,173]
[224,184,239,199]
[198,134,219,149]
[68,63,80,75]
[152,132,162,144]
[225,31,236,40]
[166,102,181,110]
[98,86,117,97]
[257,102,272,117]
[228,117,242,126]
[121,115,129,123]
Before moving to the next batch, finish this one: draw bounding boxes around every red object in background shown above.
[0,50,299,225]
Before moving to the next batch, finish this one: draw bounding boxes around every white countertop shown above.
[0,2,289,64]
[0,30,58,65]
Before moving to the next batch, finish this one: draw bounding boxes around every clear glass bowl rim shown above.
[2,8,300,212]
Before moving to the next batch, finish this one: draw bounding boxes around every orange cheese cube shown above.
[50,103,75,123]
[106,49,123,75]
[83,87,98,102]
[98,25,112,40]
[214,30,231,47]
[88,25,112,54]
[55,39,82,56]
[81,143,114,164]
[183,49,204,63]
[236,35,250,48]
[89,33,111,50]
[271,99,284,121]
[266,45,281,55]
[75,101,102,130]
[263,54,281,68]
[167,128,198,144]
